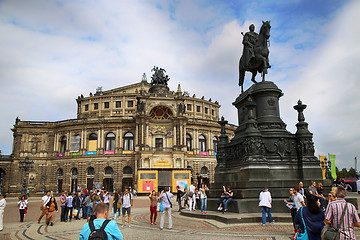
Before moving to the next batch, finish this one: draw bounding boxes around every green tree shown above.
[336,167,341,177]
[348,167,356,177]
[340,168,348,178]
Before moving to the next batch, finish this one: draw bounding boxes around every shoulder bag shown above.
[165,192,172,208]
[295,207,309,240]
[322,202,348,240]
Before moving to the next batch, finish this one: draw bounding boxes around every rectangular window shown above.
[212,109,215,116]
[205,107,209,114]
[155,138,163,149]
[84,104,89,111]
[94,103,99,110]
[115,101,121,108]
[104,102,109,109]
[174,173,189,179]
[187,104,192,111]
[88,140,97,151]
[140,173,156,179]
[128,101,134,108]
[196,106,201,112]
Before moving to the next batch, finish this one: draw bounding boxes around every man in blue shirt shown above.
[79,203,123,240]
[160,187,173,230]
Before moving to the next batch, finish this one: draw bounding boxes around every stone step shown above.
[179,209,292,224]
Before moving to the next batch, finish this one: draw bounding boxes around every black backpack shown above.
[88,219,110,240]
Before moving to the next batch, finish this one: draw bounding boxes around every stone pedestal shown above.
[211,81,323,213]
[148,84,169,94]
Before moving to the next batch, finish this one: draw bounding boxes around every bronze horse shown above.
[239,21,271,92]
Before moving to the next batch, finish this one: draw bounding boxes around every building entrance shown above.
[122,178,133,191]
[87,178,94,190]
[103,178,113,192]
[158,170,171,192]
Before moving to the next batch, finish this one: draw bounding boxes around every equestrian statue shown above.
[239,21,271,92]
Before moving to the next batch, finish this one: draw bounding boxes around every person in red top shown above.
[325,186,360,240]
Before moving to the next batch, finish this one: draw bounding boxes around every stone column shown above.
[97,129,101,150]
[119,128,123,151]
[174,125,177,146]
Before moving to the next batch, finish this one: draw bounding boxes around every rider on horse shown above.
[242,24,259,68]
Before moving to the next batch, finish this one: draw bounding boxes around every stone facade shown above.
[0,77,235,195]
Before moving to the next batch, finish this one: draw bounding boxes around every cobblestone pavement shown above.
[1,196,360,240]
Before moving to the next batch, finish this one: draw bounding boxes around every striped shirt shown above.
[325,199,360,240]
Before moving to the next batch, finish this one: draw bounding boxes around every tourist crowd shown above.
[0,176,359,240]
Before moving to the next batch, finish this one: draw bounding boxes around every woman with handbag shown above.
[113,191,119,220]
[294,195,325,240]
[45,197,58,226]
[17,195,28,222]
[149,190,159,225]
[199,183,209,214]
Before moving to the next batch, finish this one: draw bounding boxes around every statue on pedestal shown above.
[239,21,271,92]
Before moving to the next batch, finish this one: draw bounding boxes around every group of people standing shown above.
[147,186,176,230]
[31,187,134,228]
[282,181,360,240]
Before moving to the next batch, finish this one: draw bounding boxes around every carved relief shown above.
[297,138,315,156]
[264,138,291,160]
[31,137,40,154]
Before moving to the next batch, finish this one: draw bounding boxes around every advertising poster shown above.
[142,181,154,192]
[176,180,188,191]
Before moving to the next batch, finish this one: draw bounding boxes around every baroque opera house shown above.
[1,69,235,195]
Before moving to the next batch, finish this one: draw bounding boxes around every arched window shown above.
[57,168,63,177]
[105,167,113,175]
[199,135,206,152]
[60,136,67,153]
[88,133,97,152]
[72,168,78,176]
[124,132,134,151]
[70,134,81,152]
[123,166,132,174]
[105,132,115,151]
[149,106,173,120]
[201,166,208,175]
[213,136,218,153]
[87,167,95,176]
[186,134,192,151]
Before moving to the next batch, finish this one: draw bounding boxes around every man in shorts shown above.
[121,188,133,227]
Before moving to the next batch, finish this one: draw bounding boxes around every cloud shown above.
[0,0,358,171]
[279,0,360,169]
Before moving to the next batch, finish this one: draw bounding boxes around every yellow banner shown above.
[88,140,97,152]
[319,156,327,179]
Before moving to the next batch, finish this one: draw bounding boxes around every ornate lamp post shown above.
[0,172,4,195]
[113,171,119,193]
[41,173,47,194]
[326,158,332,180]
[19,157,34,196]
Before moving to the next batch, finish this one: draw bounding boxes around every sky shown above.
[0,0,359,170]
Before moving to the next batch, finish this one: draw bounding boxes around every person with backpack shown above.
[79,203,123,240]
[121,188,133,227]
